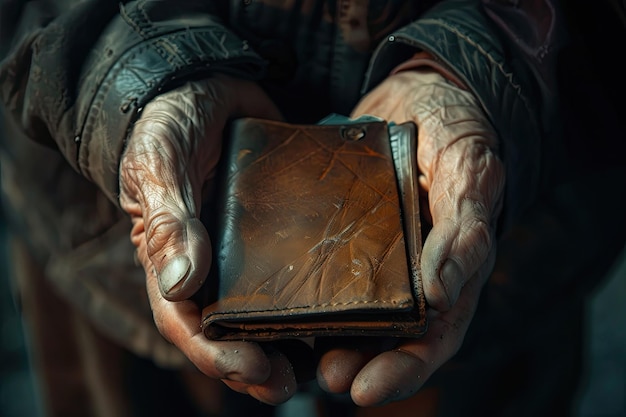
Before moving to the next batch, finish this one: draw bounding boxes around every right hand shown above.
[316,70,505,406]
[119,75,297,404]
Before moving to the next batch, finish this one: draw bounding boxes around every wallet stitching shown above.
[214,298,414,316]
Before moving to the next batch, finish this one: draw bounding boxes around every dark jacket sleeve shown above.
[363,0,569,231]
[0,0,267,205]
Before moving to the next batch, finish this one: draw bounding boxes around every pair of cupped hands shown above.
[119,70,504,406]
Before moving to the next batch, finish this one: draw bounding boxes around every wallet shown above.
[200,117,426,341]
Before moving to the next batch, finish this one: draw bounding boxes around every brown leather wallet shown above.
[201,118,426,341]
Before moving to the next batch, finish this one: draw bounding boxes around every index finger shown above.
[142,249,272,385]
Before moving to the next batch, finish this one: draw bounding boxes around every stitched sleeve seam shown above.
[411,17,533,121]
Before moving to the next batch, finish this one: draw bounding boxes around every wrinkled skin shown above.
[316,70,505,406]
[119,75,297,405]
[118,70,505,406]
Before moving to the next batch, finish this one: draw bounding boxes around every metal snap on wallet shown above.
[200,116,427,341]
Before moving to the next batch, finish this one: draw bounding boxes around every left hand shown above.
[316,70,505,406]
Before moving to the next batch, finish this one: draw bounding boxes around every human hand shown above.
[119,75,297,404]
[316,70,505,405]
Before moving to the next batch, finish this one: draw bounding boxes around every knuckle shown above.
[145,211,182,258]
[467,214,492,249]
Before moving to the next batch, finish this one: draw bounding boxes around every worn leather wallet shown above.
[200,117,426,341]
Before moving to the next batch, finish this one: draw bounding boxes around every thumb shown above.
[120,98,213,301]
[402,75,505,312]
[420,136,504,312]
[120,79,282,301]
[421,208,493,312]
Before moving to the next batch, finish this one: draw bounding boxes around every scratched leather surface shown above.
[201,118,426,340]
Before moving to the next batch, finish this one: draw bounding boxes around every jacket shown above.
[1,0,624,365]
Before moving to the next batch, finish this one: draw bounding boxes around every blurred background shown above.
[1,206,625,416]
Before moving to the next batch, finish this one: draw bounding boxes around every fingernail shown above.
[159,256,191,295]
[440,259,464,307]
